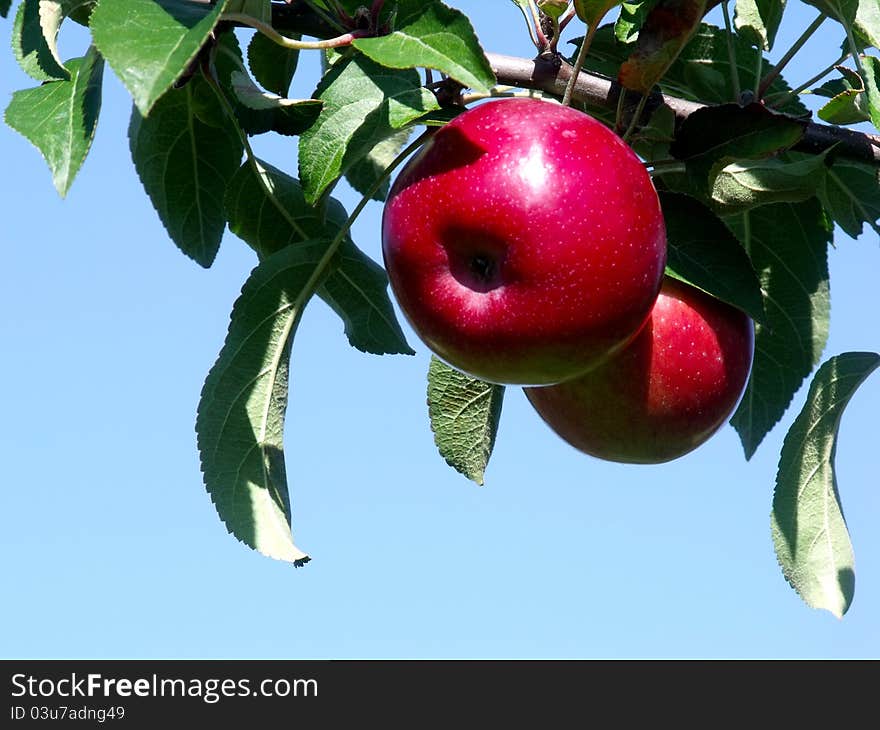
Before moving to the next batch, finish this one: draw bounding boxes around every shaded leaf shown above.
[773,352,880,618]
[298,54,438,204]
[710,152,829,214]
[196,241,333,566]
[345,128,412,202]
[320,246,417,356]
[12,0,69,81]
[353,0,495,94]
[90,0,227,116]
[427,357,505,486]
[1,0,11,17]
[225,159,414,356]
[226,0,269,23]
[618,0,707,93]
[734,0,786,50]
[818,157,880,237]
[660,192,765,323]
[128,73,243,267]
[4,46,104,197]
[727,200,832,459]
[670,102,806,184]
[214,31,321,138]
[247,28,300,96]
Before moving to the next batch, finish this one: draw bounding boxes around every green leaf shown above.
[574,0,624,25]
[128,73,243,267]
[660,192,765,324]
[12,0,70,81]
[196,241,333,566]
[353,0,496,94]
[772,352,880,618]
[670,102,806,185]
[1,0,12,18]
[726,200,832,459]
[226,0,270,23]
[427,357,505,486]
[247,29,300,96]
[818,157,880,237]
[815,65,871,125]
[734,0,786,50]
[345,128,412,202]
[618,0,708,93]
[90,0,228,116]
[801,0,880,49]
[298,54,438,205]
[4,46,104,197]
[709,152,829,214]
[224,159,414,356]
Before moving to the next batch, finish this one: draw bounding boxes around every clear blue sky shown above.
[1,2,878,659]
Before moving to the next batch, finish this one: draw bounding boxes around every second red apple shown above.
[524,279,754,464]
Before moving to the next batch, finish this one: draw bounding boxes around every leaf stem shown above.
[844,21,865,77]
[758,12,826,99]
[563,22,599,107]
[764,51,849,108]
[300,130,433,305]
[721,0,741,101]
[202,59,311,244]
[222,13,369,50]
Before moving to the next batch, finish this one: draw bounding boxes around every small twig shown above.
[764,51,849,108]
[758,12,826,99]
[486,52,880,164]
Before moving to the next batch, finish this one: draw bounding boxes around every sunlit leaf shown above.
[773,352,880,618]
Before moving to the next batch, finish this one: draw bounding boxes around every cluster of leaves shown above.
[2,0,878,617]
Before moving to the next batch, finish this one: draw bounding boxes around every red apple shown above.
[381,97,667,385]
[524,279,754,463]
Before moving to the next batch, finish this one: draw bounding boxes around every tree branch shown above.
[265,3,880,165]
[487,52,880,165]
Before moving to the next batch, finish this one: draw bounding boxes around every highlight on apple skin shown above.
[524,278,755,464]
[381,97,667,386]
